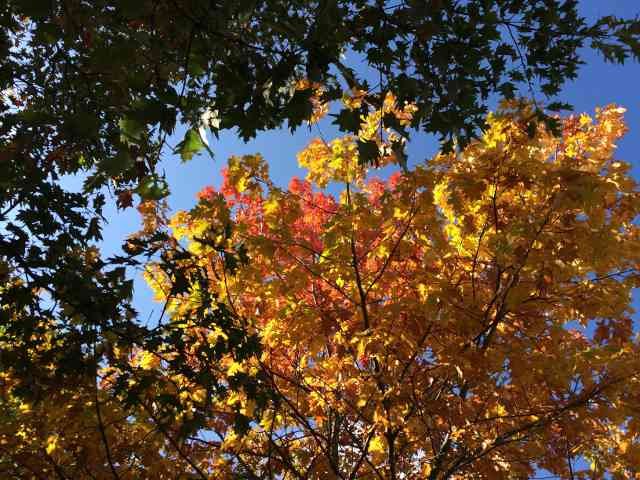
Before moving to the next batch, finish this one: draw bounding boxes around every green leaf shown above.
[85,217,102,242]
[175,128,206,162]
[135,175,169,200]
[357,139,379,165]
[547,102,572,112]
[119,116,145,145]
[99,151,134,176]
[331,108,361,133]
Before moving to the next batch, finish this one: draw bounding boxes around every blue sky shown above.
[94,0,640,316]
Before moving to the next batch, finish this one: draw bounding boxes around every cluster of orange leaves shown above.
[155,101,640,478]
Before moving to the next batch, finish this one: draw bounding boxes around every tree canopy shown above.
[3,98,640,478]
[3,0,640,180]
[2,1,640,478]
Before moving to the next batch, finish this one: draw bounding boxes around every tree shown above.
[2,1,640,477]
[87,99,637,478]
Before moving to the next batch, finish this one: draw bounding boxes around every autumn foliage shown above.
[3,100,640,479]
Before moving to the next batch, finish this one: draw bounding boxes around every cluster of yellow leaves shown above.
[358,91,418,142]
[296,91,419,189]
[0,317,198,479]
[223,154,270,197]
[297,136,360,187]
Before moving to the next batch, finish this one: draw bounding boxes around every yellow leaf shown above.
[191,388,206,404]
[240,399,256,417]
[207,326,229,344]
[369,435,386,455]
[620,440,630,454]
[227,361,246,377]
[227,392,242,407]
[138,351,158,370]
[45,434,59,455]
[263,196,280,216]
